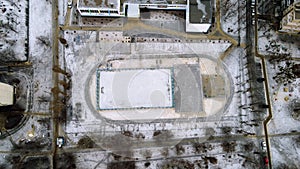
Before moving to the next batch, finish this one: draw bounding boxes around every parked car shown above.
[263,156,269,166]
[261,141,267,151]
[56,136,65,148]
[68,0,73,8]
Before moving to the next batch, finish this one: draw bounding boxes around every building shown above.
[76,0,212,32]
[281,0,296,12]
[0,82,14,106]
[258,0,297,15]
[256,0,300,32]
[279,1,300,33]
[257,0,274,16]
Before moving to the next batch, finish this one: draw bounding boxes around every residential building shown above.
[280,1,300,33]
[0,82,14,106]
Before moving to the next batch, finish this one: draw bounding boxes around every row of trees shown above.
[0,0,24,62]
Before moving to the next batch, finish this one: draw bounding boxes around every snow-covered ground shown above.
[0,115,51,151]
[29,0,53,114]
[0,0,54,167]
[0,0,53,151]
[220,0,247,43]
[223,49,270,162]
[58,18,271,167]
[0,0,28,61]
[61,138,262,169]
[264,59,300,168]
[0,0,280,168]
[257,20,300,58]
[58,0,68,25]
[63,29,233,120]
[98,69,173,109]
[270,136,300,168]
[257,18,300,168]
[1,0,288,167]
[260,26,300,134]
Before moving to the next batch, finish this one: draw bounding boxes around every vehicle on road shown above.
[261,141,267,151]
[56,136,65,148]
[68,0,73,8]
[252,8,255,16]
[263,156,269,166]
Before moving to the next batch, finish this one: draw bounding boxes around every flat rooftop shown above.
[79,0,119,7]
[97,68,174,110]
[79,0,187,7]
[77,0,212,32]
[0,82,14,106]
[189,0,211,23]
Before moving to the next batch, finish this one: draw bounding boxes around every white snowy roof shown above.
[186,23,211,32]
[127,4,140,18]
[185,0,212,32]
[98,69,173,110]
[0,82,14,106]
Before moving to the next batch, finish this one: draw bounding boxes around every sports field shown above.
[97,68,174,110]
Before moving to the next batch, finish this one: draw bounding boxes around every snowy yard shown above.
[263,40,300,169]
[270,136,300,168]
[220,0,247,42]
[257,20,300,58]
[265,60,300,134]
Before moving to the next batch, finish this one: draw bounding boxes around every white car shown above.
[68,0,73,8]
[56,137,65,148]
[261,141,267,151]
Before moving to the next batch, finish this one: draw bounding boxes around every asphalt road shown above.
[253,0,273,168]
[51,0,60,168]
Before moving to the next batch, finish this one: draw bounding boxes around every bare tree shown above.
[295,136,300,147]
[18,156,50,169]
[54,153,76,169]
[141,150,152,159]
[1,22,17,33]
[107,161,136,169]
[77,135,96,149]
[221,141,237,153]
[202,156,218,164]
[267,52,291,64]
[160,147,169,157]
[175,143,185,155]
[101,134,133,158]
[243,142,254,152]
[0,48,16,62]
[161,159,194,169]
[193,142,212,153]
[36,36,51,47]
[273,61,297,85]
[222,0,234,14]
[221,127,232,135]
[153,130,173,144]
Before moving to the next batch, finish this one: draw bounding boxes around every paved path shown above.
[51,0,60,168]
[254,1,273,168]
